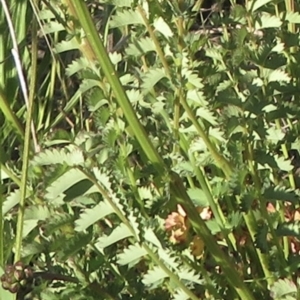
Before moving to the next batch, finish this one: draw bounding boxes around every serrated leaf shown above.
[110,9,144,28]
[186,73,204,89]
[141,68,167,93]
[255,221,269,252]
[95,223,133,249]
[57,232,92,261]
[3,189,21,215]
[117,243,147,266]
[206,219,221,234]
[45,169,86,201]
[248,0,273,12]
[274,155,293,172]
[75,201,114,231]
[276,221,300,238]
[263,186,298,203]
[126,37,156,56]
[205,48,222,61]
[266,127,285,142]
[24,205,50,221]
[144,228,163,248]
[284,12,300,24]
[186,89,207,106]
[173,289,189,300]
[153,17,173,38]
[142,266,168,286]
[270,279,297,298]
[196,107,218,126]
[22,241,44,257]
[255,13,282,29]
[32,148,84,166]
[55,37,78,53]
[271,43,285,53]
[44,213,75,236]
[216,80,232,93]
[209,127,226,143]
[138,186,153,200]
[23,220,40,238]
[128,212,140,238]
[43,21,64,34]
[268,69,291,83]
[38,9,55,20]
[178,267,202,285]
[158,249,179,270]
[66,57,89,77]
[127,89,142,104]
[92,168,112,190]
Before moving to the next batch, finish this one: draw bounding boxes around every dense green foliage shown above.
[1,0,300,299]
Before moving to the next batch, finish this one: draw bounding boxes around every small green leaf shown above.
[270,278,297,299]
[196,107,218,126]
[187,188,209,207]
[95,223,133,249]
[43,21,64,34]
[3,189,21,215]
[153,17,173,38]
[248,0,273,12]
[110,9,144,28]
[142,266,168,286]
[75,201,114,231]
[255,13,282,29]
[263,186,298,203]
[285,12,300,24]
[117,243,147,266]
[268,69,291,83]
[266,127,285,143]
[45,169,86,201]
[55,38,79,53]
[141,68,167,93]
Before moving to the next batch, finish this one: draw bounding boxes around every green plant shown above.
[1,0,300,299]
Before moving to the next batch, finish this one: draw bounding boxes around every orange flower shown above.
[165,205,189,244]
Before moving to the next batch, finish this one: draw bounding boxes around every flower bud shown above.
[24,267,33,279]
[14,261,24,272]
[8,282,20,293]
[4,265,14,275]
[14,269,24,282]
[2,281,10,290]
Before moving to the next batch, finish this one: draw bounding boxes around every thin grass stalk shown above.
[0,1,36,272]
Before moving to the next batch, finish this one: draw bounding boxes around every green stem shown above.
[0,166,3,267]
[14,5,38,263]
[136,5,171,78]
[69,2,255,298]
[144,244,200,300]
[180,95,233,177]
[68,0,166,175]
[170,171,255,300]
